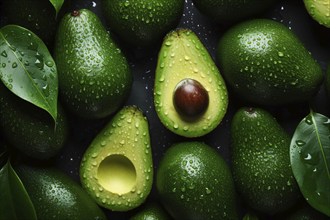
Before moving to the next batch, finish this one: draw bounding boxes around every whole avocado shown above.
[0,83,68,160]
[192,0,278,22]
[217,19,323,106]
[15,164,106,220]
[54,9,132,119]
[157,142,238,220]
[102,0,184,46]
[231,107,301,214]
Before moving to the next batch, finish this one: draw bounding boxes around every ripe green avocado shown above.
[54,9,132,119]
[80,106,153,211]
[130,203,171,220]
[154,29,228,138]
[156,142,238,220]
[231,107,301,214]
[15,164,106,219]
[1,0,59,46]
[102,0,184,46]
[0,83,68,160]
[304,0,330,28]
[192,0,277,22]
[217,19,323,106]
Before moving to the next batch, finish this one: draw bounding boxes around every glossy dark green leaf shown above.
[290,111,330,217]
[49,0,65,17]
[0,160,37,220]
[0,25,58,121]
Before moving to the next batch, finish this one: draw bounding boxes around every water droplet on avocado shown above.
[12,62,17,68]
[165,41,172,46]
[100,141,107,147]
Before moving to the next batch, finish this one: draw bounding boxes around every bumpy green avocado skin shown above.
[157,142,238,220]
[192,0,277,22]
[231,107,300,215]
[54,9,132,119]
[0,83,68,160]
[1,0,58,46]
[15,165,106,220]
[217,19,323,106]
[102,0,184,46]
[130,203,171,220]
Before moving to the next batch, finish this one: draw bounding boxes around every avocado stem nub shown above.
[246,107,255,114]
[71,10,80,17]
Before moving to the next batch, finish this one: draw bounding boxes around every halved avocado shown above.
[80,106,153,211]
[154,29,228,138]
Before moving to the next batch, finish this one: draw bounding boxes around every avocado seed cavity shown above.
[97,154,136,195]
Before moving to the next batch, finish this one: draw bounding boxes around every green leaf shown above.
[49,0,65,17]
[0,160,37,220]
[0,25,58,122]
[290,110,330,217]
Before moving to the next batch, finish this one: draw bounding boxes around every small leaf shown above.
[0,160,37,220]
[290,110,330,217]
[49,0,65,17]
[0,25,58,122]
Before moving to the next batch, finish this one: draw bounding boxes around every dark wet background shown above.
[1,0,330,219]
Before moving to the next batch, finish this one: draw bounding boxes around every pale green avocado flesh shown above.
[98,155,137,195]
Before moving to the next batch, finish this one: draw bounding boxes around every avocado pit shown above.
[173,78,209,120]
[97,154,136,195]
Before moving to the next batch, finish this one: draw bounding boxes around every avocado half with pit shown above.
[154,29,228,138]
[80,106,153,211]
